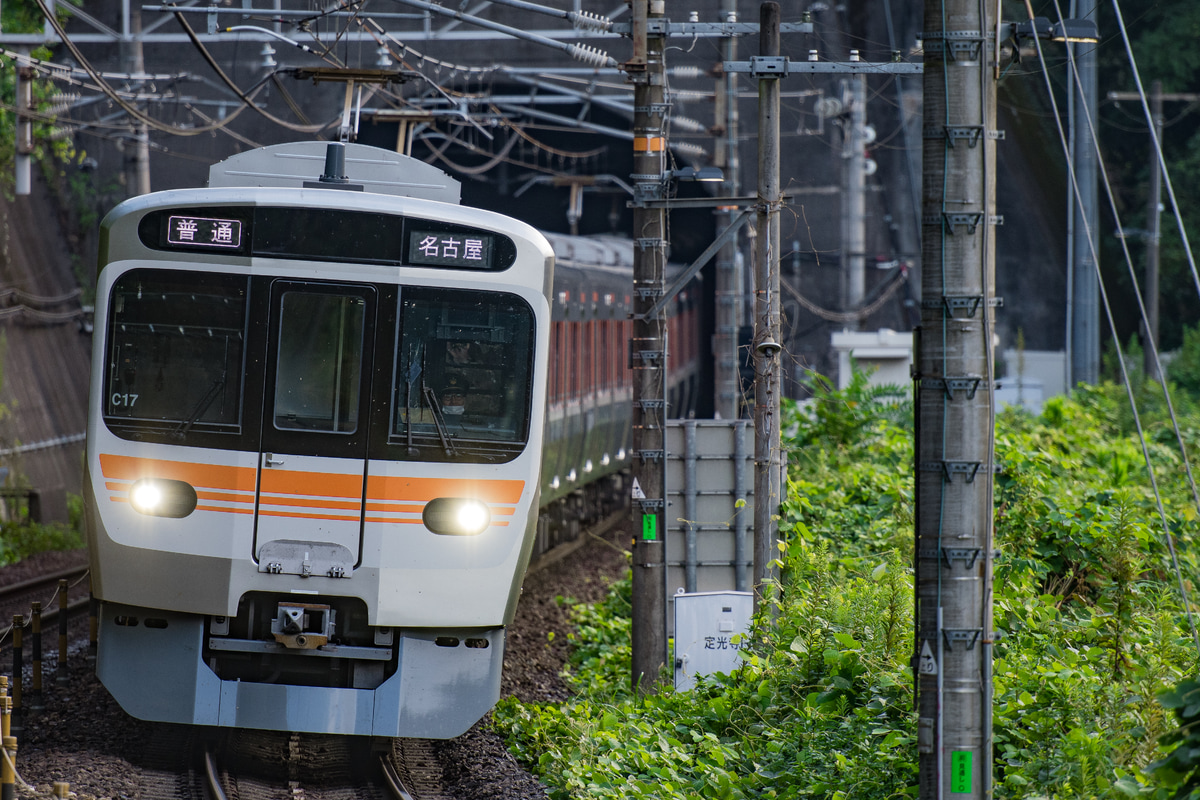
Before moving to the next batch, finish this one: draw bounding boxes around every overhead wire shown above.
[29,0,255,137]
[184,103,263,149]
[175,12,335,134]
[1023,0,1200,654]
[493,109,609,160]
[783,266,908,323]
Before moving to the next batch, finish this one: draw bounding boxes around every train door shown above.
[254,281,376,577]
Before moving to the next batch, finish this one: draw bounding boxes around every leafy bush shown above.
[0,516,85,567]
[497,377,1200,799]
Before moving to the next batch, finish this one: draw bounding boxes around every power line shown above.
[29,0,255,137]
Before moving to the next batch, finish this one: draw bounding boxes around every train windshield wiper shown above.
[422,383,457,458]
[405,346,423,456]
[174,375,226,439]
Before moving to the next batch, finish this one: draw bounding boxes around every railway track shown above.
[199,731,451,800]
[0,564,90,625]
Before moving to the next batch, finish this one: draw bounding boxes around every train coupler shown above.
[271,602,334,649]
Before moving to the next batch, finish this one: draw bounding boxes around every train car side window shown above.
[104,269,247,437]
[273,292,365,433]
[390,287,534,462]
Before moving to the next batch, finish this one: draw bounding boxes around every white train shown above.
[85,141,701,738]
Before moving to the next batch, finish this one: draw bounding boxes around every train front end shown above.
[84,143,553,738]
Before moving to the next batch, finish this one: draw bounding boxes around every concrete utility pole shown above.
[713,0,742,420]
[1068,0,1099,387]
[915,0,996,797]
[1146,80,1163,379]
[120,5,151,196]
[628,0,669,693]
[15,62,33,196]
[840,72,867,325]
[752,2,782,607]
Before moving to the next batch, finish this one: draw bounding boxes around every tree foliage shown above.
[0,0,85,197]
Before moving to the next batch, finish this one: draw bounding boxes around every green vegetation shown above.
[0,1,89,199]
[0,493,85,566]
[494,373,1200,798]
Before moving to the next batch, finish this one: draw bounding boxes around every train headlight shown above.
[422,498,491,536]
[129,479,198,518]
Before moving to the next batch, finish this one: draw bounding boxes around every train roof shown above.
[208,141,462,205]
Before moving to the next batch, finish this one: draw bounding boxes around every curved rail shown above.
[203,748,230,800]
[379,754,416,800]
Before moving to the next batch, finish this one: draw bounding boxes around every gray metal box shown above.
[664,420,755,615]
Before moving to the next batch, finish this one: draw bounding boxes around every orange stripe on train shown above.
[100,454,256,492]
[259,495,363,511]
[196,490,256,505]
[366,475,524,504]
[258,508,362,522]
[260,469,362,499]
[101,454,525,508]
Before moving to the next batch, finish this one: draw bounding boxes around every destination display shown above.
[141,207,515,270]
[408,230,494,269]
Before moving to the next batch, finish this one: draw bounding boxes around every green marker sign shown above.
[642,513,657,541]
[950,751,973,793]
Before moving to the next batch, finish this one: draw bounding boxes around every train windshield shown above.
[104,269,247,434]
[392,287,534,460]
[273,290,365,433]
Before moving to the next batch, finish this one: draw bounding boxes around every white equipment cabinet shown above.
[673,590,753,691]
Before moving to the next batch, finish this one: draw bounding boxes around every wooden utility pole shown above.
[916,0,996,796]
[751,2,782,608]
[628,0,668,693]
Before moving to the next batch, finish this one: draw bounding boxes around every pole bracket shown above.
[921,31,986,64]
[918,547,1001,570]
[632,349,664,364]
[923,212,984,235]
[748,56,788,78]
[634,286,664,300]
[921,295,1004,318]
[942,628,983,651]
[919,460,985,483]
[634,103,671,115]
[922,125,987,148]
[920,376,985,400]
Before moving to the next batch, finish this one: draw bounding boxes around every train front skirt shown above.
[96,602,505,738]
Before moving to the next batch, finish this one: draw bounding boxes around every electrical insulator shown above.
[567,10,613,33]
[568,43,611,68]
